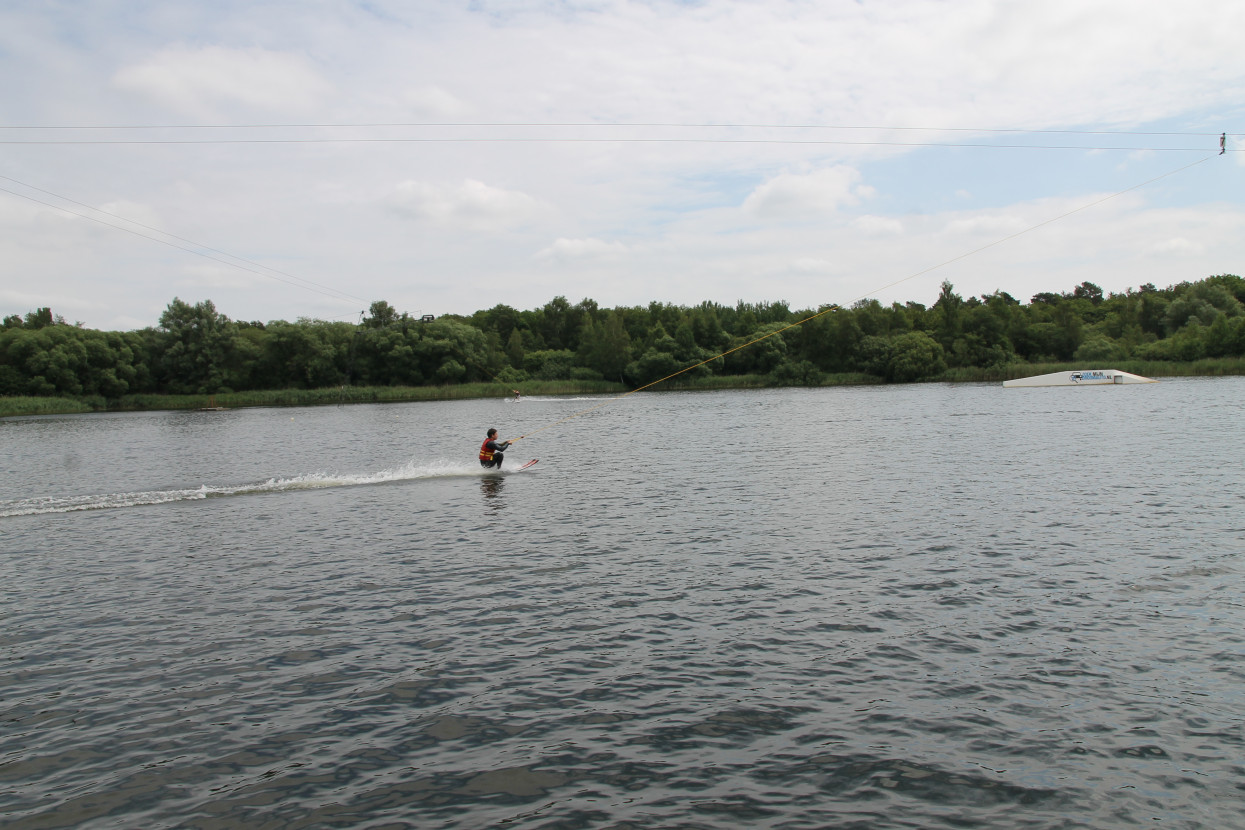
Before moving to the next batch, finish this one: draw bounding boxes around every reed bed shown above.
[0,396,95,417]
[3,360,1242,418]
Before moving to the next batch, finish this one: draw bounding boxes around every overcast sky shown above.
[2,0,1242,331]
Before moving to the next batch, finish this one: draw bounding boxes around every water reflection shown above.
[480,474,505,506]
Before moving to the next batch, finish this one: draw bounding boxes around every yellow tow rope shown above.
[509,304,841,443]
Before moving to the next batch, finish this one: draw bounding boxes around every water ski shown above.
[517,459,539,471]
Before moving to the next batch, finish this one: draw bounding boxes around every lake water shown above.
[2,379,1243,829]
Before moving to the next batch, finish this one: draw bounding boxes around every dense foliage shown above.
[3,274,1244,399]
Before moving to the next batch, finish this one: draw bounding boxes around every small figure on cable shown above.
[479,428,512,469]
[512,389,521,401]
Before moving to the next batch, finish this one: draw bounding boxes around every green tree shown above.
[855,335,891,377]
[1072,281,1104,304]
[414,319,491,383]
[23,307,57,329]
[256,320,353,388]
[1205,273,1245,304]
[826,311,865,372]
[724,322,788,374]
[852,299,891,336]
[356,326,420,385]
[1138,290,1169,337]
[1202,315,1244,358]
[0,325,146,398]
[157,298,238,393]
[625,348,682,386]
[1074,334,1126,363]
[579,312,631,383]
[473,303,522,343]
[523,349,577,380]
[931,281,964,353]
[885,331,946,382]
[82,330,140,396]
[3,327,82,395]
[363,300,401,329]
[1135,324,1206,361]
[690,305,729,352]
[957,304,1015,367]
[433,358,466,384]
[505,328,525,368]
[534,295,578,350]
[769,359,821,386]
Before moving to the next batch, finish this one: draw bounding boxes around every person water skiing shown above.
[479,428,512,469]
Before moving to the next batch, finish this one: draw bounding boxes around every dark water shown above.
[2,380,1243,829]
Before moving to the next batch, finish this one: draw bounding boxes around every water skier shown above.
[479,428,512,469]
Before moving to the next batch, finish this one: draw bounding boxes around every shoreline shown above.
[3,358,1243,418]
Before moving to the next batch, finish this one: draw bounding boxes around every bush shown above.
[886,331,946,382]
[537,351,576,380]
[0,396,95,416]
[626,349,681,386]
[1074,335,1127,363]
[495,366,529,384]
[433,359,466,384]
[1133,325,1206,361]
[769,359,822,386]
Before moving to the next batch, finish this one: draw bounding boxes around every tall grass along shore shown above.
[3,358,1243,418]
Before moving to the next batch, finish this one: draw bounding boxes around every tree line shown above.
[3,273,1244,399]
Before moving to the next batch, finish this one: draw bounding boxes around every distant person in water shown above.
[512,389,521,401]
[479,428,512,469]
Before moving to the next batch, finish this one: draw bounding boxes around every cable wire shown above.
[0,174,369,307]
[0,182,366,308]
[0,136,1232,151]
[2,120,1235,152]
[0,120,1233,136]
[510,151,1222,444]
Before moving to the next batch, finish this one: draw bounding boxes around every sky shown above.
[1,0,1242,331]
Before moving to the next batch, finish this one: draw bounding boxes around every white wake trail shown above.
[0,458,520,517]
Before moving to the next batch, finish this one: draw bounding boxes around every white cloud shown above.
[3,0,1244,327]
[179,263,257,291]
[790,257,835,274]
[386,179,548,231]
[943,214,1029,236]
[1148,237,1204,256]
[112,45,333,118]
[396,85,471,119]
[851,215,905,236]
[536,237,628,263]
[743,166,870,218]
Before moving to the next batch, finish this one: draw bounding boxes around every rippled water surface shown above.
[3,379,1244,829]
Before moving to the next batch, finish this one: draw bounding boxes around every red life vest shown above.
[479,438,495,461]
